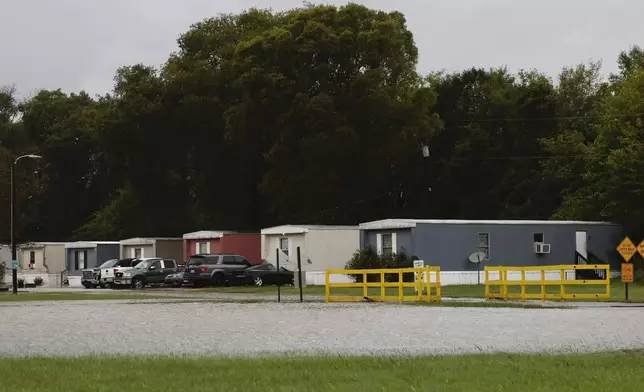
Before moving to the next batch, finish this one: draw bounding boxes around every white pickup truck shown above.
[100,258,142,287]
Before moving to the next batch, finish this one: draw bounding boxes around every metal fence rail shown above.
[325,266,441,303]
[485,264,611,301]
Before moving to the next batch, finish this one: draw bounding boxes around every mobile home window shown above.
[279,238,289,256]
[382,234,393,255]
[533,233,544,243]
[133,248,143,258]
[29,251,35,265]
[74,250,87,270]
[197,242,209,254]
[478,233,490,260]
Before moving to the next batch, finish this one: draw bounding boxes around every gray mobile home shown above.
[359,219,623,285]
[65,241,120,276]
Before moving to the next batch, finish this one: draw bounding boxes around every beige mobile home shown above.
[260,225,359,285]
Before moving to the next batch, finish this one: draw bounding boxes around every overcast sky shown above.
[2,0,642,98]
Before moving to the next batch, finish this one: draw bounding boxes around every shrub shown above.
[345,247,415,282]
[34,277,44,286]
[0,261,5,284]
[345,247,381,282]
[17,278,24,288]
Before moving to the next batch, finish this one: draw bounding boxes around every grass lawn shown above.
[200,280,644,303]
[0,293,173,302]
[0,351,642,392]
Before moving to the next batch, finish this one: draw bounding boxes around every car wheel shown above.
[82,283,91,289]
[253,277,264,287]
[103,282,111,289]
[211,274,226,287]
[132,278,145,290]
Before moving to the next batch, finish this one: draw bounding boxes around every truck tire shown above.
[132,278,145,290]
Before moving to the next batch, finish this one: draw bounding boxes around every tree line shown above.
[1,3,643,243]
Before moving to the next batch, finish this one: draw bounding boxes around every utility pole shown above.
[11,154,42,294]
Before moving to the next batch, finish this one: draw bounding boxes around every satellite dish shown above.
[468,251,486,264]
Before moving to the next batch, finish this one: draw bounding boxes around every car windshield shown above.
[135,260,157,269]
[98,259,118,268]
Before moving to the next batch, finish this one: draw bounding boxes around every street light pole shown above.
[11,154,42,295]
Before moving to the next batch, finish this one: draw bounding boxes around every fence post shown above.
[276,248,281,303]
[484,267,489,298]
[324,270,330,303]
[436,268,441,302]
[380,271,385,300]
[362,271,367,298]
[296,246,303,303]
[520,269,526,301]
[606,266,611,300]
[559,267,565,301]
[398,270,403,303]
[540,269,546,302]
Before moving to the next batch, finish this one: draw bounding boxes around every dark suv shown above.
[183,254,252,287]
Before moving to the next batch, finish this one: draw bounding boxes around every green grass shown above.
[0,351,642,392]
[200,280,644,303]
[0,293,172,302]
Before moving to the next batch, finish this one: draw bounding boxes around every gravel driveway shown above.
[1,300,643,357]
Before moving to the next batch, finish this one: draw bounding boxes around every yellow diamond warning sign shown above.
[637,240,644,259]
[617,236,636,262]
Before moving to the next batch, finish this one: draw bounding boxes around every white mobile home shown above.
[260,225,360,285]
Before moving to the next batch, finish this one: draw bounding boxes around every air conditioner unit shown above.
[534,243,551,254]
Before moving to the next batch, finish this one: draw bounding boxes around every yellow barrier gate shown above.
[325,267,441,303]
[485,264,610,301]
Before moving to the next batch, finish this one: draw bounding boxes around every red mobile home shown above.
[182,231,261,264]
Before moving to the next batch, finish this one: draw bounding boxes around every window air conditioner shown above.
[534,243,551,254]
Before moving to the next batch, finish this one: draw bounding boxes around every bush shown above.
[345,247,415,282]
[34,277,44,286]
[17,278,24,288]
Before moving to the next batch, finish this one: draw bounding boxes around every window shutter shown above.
[130,248,135,258]
[391,233,397,255]
[376,234,382,255]
[206,242,211,254]
[195,242,200,254]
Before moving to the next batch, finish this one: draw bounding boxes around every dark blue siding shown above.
[363,223,622,271]
[96,244,119,265]
[66,247,97,276]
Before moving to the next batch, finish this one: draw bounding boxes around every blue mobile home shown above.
[359,219,623,285]
[64,241,120,276]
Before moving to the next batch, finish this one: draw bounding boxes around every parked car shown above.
[164,271,184,287]
[100,258,139,288]
[243,262,294,287]
[81,258,119,288]
[183,254,253,287]
[113,258,179,289]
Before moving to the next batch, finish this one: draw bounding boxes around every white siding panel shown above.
[305,229,360,272]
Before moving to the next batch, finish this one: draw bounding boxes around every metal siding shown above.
[363,229,414,256]
[96,244,120,266]
[410,222,622,271]
[306,229,360,271]
[154,240,184,263]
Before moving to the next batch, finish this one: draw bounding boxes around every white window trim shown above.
[195,241,211,254]
[376,233,397,255]
[131,247,144,258]
[478,232,490,260]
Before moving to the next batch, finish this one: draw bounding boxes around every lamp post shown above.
[11,154,42,294]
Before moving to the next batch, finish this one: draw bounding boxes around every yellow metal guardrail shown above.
[324,266,441,303]
[485,264,611,301]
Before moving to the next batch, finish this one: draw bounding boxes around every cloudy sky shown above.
[2,0,642,98]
